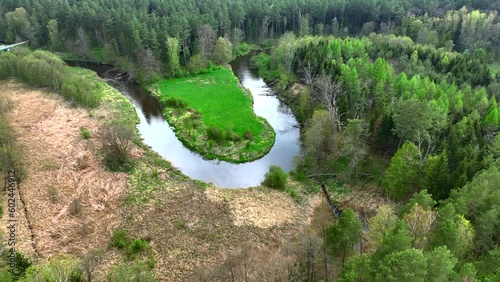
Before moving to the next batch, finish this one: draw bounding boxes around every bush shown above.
[175,69,185,78]
[127,239,150,256]
[206,126,225,143]
[109,229,128,249]
[262,166,288,190]
[244,130,254,141]
[61,76,101,108]
[109,261,155,282]
[101,122,135,170]
[224,127,241,142]
[163,97,188,109]
[80,127,91,139]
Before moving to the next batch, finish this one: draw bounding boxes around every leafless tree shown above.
[314,74,343,132]
[137,48,160,79]
[260,16,271,42]
[80,249,103,282]
[197,24,216,61]
[301,61,315,87]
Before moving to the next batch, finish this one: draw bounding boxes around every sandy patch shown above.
[2,81,128,259]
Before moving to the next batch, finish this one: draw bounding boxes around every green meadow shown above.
[153,68,275,163]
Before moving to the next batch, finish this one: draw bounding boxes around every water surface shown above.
[71,56,301,188]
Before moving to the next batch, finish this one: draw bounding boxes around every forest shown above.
[1,0,500,281]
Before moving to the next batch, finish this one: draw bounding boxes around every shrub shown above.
[101,122,135,170]
[163,97,188,109]
[290,170,308,182]
[68,199,82,216]
[206,126,225,143]
[175,69,184,78]
[109,229,129,249]
[127,239,149,256]
[60,76,101,108]
[109,261,155,282]
[80,127,91,139]
[262,166,288,190]
[244,130,254,141]
[224,127,240,142]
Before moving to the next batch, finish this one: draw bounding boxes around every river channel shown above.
[70,55,301,188]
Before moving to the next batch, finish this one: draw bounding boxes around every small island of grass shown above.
[151,67,275,163]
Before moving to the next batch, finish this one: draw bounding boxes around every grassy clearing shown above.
[152,68,275,163]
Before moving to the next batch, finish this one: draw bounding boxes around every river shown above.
[70,56,301,188]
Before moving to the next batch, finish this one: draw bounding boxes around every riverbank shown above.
[149,67,276,163]
[0,66,315,280]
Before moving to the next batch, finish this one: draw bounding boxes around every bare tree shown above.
[80,249,104,282]
[301,61,315,87]
[137,48,160,80]
[197,24,216,61]
[260,16,271,42]
[314,74,343,132]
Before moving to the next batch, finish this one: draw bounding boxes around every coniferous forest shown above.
[1,0,500,281]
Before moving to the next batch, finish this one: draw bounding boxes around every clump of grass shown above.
[206,126,226,143]
[109,229,129,249]
[109,229,151,260]
[80,127,92,139]
[69,198,82,216]
[225,127,241,142]
[262,166,288,190]
[244,130,254,141]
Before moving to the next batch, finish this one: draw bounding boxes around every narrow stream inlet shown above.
[71,56,301,188]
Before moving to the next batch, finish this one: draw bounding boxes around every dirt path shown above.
[2,81,127,259]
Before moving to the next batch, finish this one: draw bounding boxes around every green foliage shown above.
[206,126,226,144]
[422,152,451,200]
[20,255,81,282]
[108,261,156,282]
[400,190,436,215]
[303,110,334,172]
[163,97,189,109]
[166,37,180,77]
[262,166,288,190]
[368,205,398,249]
[383,142,421,200]
[426,246,458,282]
[326,209,362,264]
[372,220,412,263]
[449,164,500,254]
[110,229,129,249]
[393,99,432,143]
[211,37,233,65]
[339,255,372,282]
[80,127,91,139]
[187,53,205,74]
[109,229,150,259]
[127,239,150,258]
[431,203,474,258]
[377,249,427,282]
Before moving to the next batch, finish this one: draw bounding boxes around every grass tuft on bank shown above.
[151,68,275,163]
